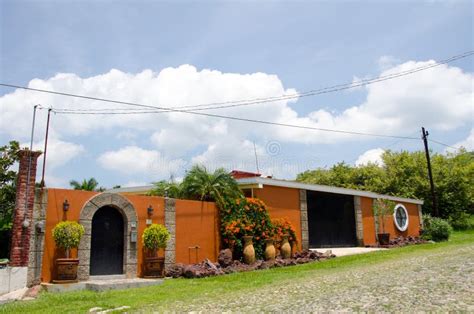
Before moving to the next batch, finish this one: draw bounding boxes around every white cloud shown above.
[1,61,472,183]
[97,146,186,177]
[355,148,385,166]
[446,128,474,153]
[23,137,85,170]
[377,55,400,70]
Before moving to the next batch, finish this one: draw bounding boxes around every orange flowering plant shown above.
[272,217,297,250]
[221,196,274,260]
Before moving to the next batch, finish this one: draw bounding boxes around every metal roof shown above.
[108,177,424,205]
[236,176,424,205]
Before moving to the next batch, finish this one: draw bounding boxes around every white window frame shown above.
[393,204,409,232]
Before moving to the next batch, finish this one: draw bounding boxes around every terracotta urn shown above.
[264,239,276,261]
[242,236,256,264]
[291,240,297,257]
[280,235,291,259]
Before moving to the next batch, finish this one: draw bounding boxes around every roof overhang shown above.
[236,177,424,205]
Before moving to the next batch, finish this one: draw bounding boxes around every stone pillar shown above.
[27,189,48,286]
[354,196,364,246]
[299,190,309,250]
[164,198,176,271]
[9,149,42,267]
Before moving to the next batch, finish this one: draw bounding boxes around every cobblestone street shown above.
[155,245,474,312]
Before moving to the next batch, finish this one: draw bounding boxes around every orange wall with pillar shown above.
[175,200,219,264]
[41,189,218,282]
[253,185,302,250]
[361,196,421,246]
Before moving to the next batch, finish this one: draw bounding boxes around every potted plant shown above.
[142,224,170,278]
[373,198,395,245]
[52,221,84,283]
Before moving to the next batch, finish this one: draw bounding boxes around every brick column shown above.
[299,190,309,250]
[164,198,176,271]
[10,149,42,267]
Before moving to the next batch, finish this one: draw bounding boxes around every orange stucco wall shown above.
[42,189,98,283]
[253,186,302,250]
[361,196,421,246]
[41,189,218,282]
[175,200,219,264]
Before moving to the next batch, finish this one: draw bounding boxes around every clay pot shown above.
[264,239,276,261]
[378,233,390,245]
[53,258,79,283]
[242,236,255,264]
[280,235,291,259]
[144,256,165,278]
[291,240,297,257]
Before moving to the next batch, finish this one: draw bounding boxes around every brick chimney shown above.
[9,149,42,267]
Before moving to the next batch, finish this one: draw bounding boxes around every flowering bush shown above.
[272,217,297,251]
[221,197,274,260]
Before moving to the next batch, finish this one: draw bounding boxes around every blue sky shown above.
[0,1,473,188]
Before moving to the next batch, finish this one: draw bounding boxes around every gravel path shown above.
[153,244,474,312]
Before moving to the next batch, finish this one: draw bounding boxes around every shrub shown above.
[373,198,396,234]
[52,221,84,257]
[142,224,170,251]
[221,197,274,260]
[448,211,474,231]
[422,214,452,242]
[272,217,297,243]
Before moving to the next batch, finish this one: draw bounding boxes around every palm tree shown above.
[69,178,100,191]
[180,165,242,207]
[149,180,182,198]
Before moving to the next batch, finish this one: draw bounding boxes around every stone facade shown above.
[10,149,42,267]
[354,196,364,246]
[26,189,48,286]
[164,198,176,271]
[77,193,138,280]
[299,190,309,250]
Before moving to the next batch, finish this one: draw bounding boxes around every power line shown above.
[428,138,461,150]
[2,50,473,114]
[52,107,418,139]
[1,51,471,140]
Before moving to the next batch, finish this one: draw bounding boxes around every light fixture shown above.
[63,199,70,212]
[147,205,153,216]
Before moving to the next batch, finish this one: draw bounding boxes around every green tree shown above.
[149,180,182,198]
[297,149,474,218]
[69,178,102,191]
[0,141,20,231]
[180,165,242,208]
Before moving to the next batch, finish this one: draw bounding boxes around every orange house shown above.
[235,174,423,249]
[12,150,422,287]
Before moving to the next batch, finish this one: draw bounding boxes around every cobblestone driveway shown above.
[154,245,474,312]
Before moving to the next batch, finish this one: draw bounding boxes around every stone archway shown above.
[77,193,138,280]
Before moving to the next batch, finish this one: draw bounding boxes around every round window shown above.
[393,204,409,232]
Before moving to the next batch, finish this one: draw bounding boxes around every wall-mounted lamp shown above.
[147,205,154,216]
[63,199,70,212]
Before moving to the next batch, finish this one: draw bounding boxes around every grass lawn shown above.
[2,230,473,313]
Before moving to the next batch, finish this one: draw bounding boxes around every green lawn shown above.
[2,230,473,313]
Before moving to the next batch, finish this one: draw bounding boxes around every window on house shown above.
[393,204,409,232]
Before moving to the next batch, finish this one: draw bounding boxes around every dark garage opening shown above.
[307,191,357,248]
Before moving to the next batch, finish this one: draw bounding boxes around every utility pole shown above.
[23,105,39,226]
[421,127,438,217]
[40,108,52,187]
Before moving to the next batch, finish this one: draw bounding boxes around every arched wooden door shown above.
[90,206,124,275]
